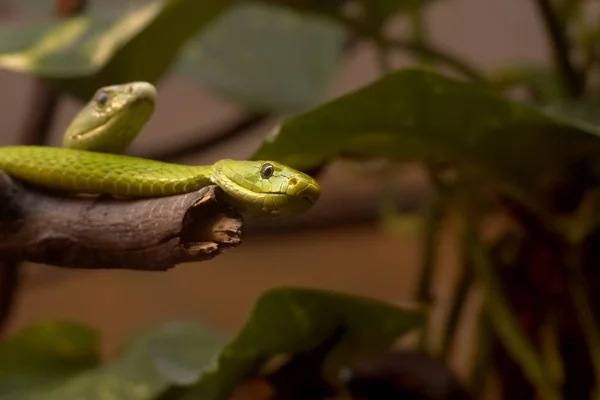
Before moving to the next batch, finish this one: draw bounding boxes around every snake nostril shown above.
[289,177,298,186]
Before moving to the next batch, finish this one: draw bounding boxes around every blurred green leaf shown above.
[5,290,421,400]
[0,0,231,100]
[0,20,61,53]
[541,100,600,133]
[183,287,424,400]
[0,321,100,399]
[253,67,600,211]
[37,321,226,400]
[176,1,347,113]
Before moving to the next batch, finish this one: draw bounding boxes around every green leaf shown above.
[252,67,600,211]
[183,287,424,400]
[0,320,100,399]
[176,1,347,113]
[14,289,421,400]
[541,100,600,133]
[0,0,231,100]
[37,321,226,400]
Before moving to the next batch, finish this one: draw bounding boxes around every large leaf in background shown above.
[0,0,231,100]
[0,321,100,400]
[253,67,600,210]
[176,1,347,113]
[35,321,226,400]
[23,288,421,400]
[182,287,423,400]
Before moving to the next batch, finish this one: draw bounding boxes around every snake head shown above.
[211,159,321,218]
[63,82,156,153]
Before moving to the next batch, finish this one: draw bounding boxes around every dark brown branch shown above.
[21,0,89,146]
[142,113,270,162]
[0,260,19,338]
[0,172,243,270]
[0,0,90,337]
[19,82,61,146]
[20,0,79,146]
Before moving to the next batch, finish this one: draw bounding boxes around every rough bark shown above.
[0,171,243,271]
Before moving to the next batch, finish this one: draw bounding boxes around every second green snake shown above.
[0,82,320,218]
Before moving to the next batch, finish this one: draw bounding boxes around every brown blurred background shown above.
[0,0,548,387]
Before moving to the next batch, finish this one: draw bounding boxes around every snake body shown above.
[0,82,320,218]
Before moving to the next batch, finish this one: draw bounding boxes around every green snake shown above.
[0,82,320,218]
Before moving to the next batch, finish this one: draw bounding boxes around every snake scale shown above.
[0,82,321,218]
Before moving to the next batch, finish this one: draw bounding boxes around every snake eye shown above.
[96,91,108,106]
[260,163,274,179]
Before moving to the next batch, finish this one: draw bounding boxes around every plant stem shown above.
[374,37,393,73]
[140,113,269,162]
[566,250,600,399]
[534,0,583,97]
[372,18,392,74]
[405,7,450,355]
[382,37,488,83]
[415,182,445,353]
[540,311,564,389]
[462,211,562,400]
[334,15,488,83]
[468,310,493,397]
[408,7,431,67]
[439,248,473,359]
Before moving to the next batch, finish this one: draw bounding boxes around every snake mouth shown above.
[302,196,315,205]
[267,193,315,205]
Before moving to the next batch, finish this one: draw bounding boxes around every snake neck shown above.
[187,165,213,187]
[205,163,262,216]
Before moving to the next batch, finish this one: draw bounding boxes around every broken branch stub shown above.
[0,171,244,270]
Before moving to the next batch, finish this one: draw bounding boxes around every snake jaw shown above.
[63,82,156,153]
[210,159,321,218]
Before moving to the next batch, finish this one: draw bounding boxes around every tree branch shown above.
[0,260,19,338]
[21,0,86,146]
[384,38,488,84]
[0,172,243,270]
[19,83,61,146]
[0,0,90,337]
